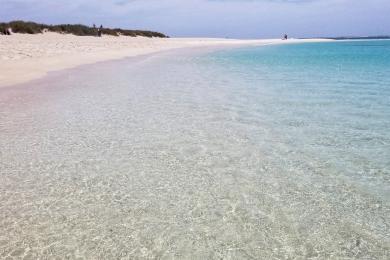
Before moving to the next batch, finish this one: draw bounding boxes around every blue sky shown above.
[1,0,389,38]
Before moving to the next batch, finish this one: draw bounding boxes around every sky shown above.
[1,0,389,38]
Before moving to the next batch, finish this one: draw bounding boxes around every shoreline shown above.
[0,33,332,88]
[1,39,388,258]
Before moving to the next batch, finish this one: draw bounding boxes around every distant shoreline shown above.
[301,36,390,40]
[0,33,332,89]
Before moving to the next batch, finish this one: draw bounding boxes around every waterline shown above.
[0,42,389,258]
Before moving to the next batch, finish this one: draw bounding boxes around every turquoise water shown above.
[206,41,390,198]
[0,41,389,258]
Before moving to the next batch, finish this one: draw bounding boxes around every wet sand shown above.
[0,33,330,88]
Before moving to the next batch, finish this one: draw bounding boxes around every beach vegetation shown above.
[0,24,5,34]
[0,20,168,38]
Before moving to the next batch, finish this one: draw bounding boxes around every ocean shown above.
[0,40,389,258]
[206,40,390,199]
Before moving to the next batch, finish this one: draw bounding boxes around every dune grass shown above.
[0,20,168,38]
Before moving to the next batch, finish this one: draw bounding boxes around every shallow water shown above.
[0,42,389,259]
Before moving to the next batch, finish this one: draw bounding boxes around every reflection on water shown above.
[0,44,389,259]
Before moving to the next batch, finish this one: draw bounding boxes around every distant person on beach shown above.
[283,34,288,40]
[3,27,12,35]
[97,25,103,37]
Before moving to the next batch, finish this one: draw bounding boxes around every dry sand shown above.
[0,33,331,88]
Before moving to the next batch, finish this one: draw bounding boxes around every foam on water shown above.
[0,42,389,258]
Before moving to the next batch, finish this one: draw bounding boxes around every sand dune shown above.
[0,33,330,88]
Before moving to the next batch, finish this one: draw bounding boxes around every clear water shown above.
[207,41,390,198]
[0,41,389,259]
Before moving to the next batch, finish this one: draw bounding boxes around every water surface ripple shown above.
[0,42,389,259]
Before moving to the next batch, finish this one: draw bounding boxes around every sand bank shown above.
[0,33,331,88]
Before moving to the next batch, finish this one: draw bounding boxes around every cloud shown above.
[1,0,389,38]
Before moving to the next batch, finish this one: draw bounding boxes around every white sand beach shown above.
[0,33,330,88]
[1,31,390,259]
[2,0,389,256]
